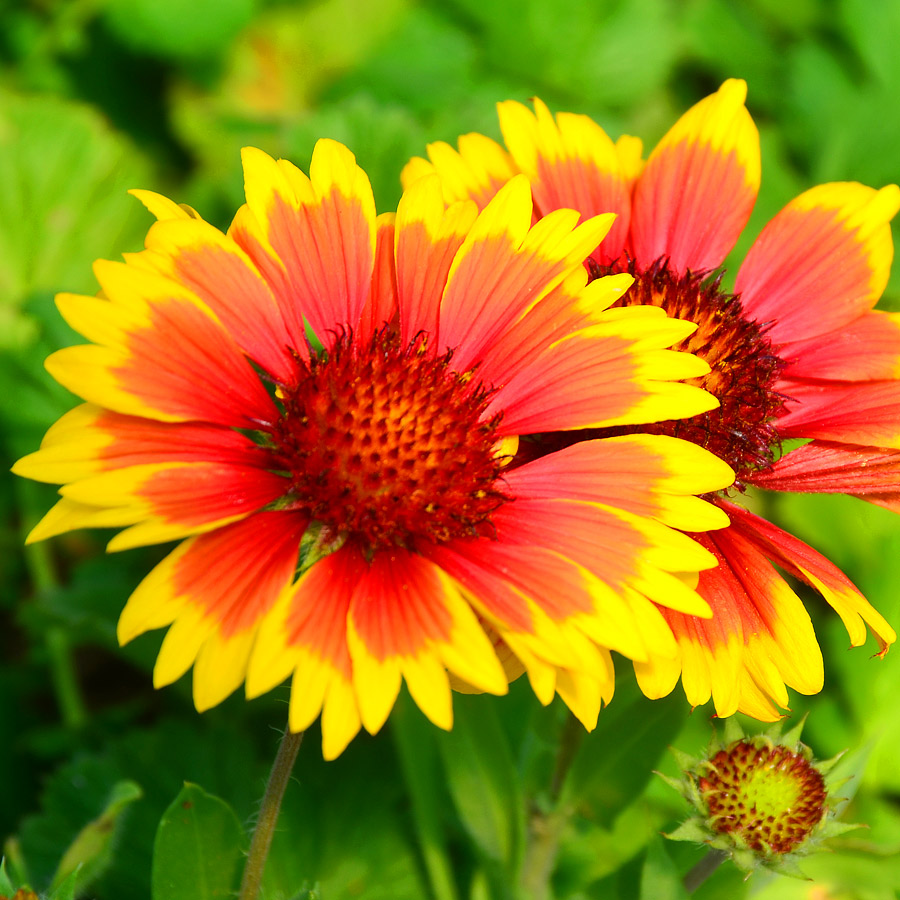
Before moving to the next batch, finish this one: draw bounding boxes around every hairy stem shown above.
[683,849,727,893]
[239,727,305,900]
[518,714,585,899]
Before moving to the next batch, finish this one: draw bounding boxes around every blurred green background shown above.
[2,0,899,898]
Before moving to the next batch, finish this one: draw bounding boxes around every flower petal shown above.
[750,440,900,507]
[496,98,633,265]
[346,547,507,734]
[229,140,377,345]
[117,512,307,709]
[630,79,760,274]
[393,175,478,344]
[439,176,616,370]
[781,310,900,382]
[491,500,715,616]
[488,306,717,434]
[776,378,900,449]
[52,261,278,427]
[358,212,399,336]
[635,522,821,721]
[503,434,733,532]
[401,133,518,208]
[735,183,900,343]
[12,404,266,485]
[55,461,287,551]
[470,270,630,391]
[723,500,895,652]
[246,547,361,760]
[138,216,297,381]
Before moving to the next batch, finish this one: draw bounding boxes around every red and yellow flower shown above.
[404,79,899,721]
[14,140,734,757]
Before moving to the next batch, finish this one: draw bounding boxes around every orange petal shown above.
[401,133,518,209]
[736,183,900,343]
[498,98,632,265]
[229,141,376,346]
[782,310,900,382]
[247,547,360,758]
[503,434,732,532]
[630,79,760,274]
[12,404,267,485]
[139,216,297,381]
[358,212,399,336]
[439,176,615,370]
[53,461,287,551]
[53,263,278,428]
[722,499,896,654]
[776,378,900,449]
[636,523,824,720]
[393,175,478,345]
[346,548,506,733]
[486,305,716,434]
[750,440,900,503]
[491,499,714,615]
[118,512,307,708]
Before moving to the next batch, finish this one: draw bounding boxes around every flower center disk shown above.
[272,330,508,553]
[698,739,827,854]
[594,259,787,487]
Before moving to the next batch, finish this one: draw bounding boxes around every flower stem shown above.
[683,849,727,893]
[239,727,305,900]
[518,713,585,900]
[17,479,88,730]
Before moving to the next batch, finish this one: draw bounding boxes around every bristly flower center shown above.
[698,739,827,854]
[270,330,509,554]
[590,258,787,489]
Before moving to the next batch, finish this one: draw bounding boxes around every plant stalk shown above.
[518,714,585,899]
[683,848,727,893]
[238,727,305,900]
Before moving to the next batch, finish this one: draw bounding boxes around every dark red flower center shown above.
[592,259,787,489]
[698,739,827,854]
[270,330,508,554]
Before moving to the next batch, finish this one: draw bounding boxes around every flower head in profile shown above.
[14,140,734,758]
[662,717,858,878]
[405,79,899,721]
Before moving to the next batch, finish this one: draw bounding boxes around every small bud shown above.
[663,717,859,878]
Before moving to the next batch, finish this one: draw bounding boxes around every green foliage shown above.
[0,859,15,895]
[151,784,244,900]
[103,0,257,61]
[435,694,526,872]
[51,780,143,894]
[0,92,149,312]
[639,838,689,900]
[560,676,686,827]
[2,1,900,899]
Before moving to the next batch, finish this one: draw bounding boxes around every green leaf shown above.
[50,780,143,894]
[435,694,526,870]
[391,693,460,900]
[46,865,80,900]
[839,0,900,84]
[103,0,256,61]
[640,837,689,900]
[560,674,686,826]
[447,0,676,107]
[262,734,429,899]
[0,858,15,895]
[151,783,244,900]
[682,0,784,110]
[0,90,149,315]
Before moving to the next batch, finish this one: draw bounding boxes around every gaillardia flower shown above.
[662,717,858,878]
[14,140,734,758]
[404,79,899,720]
